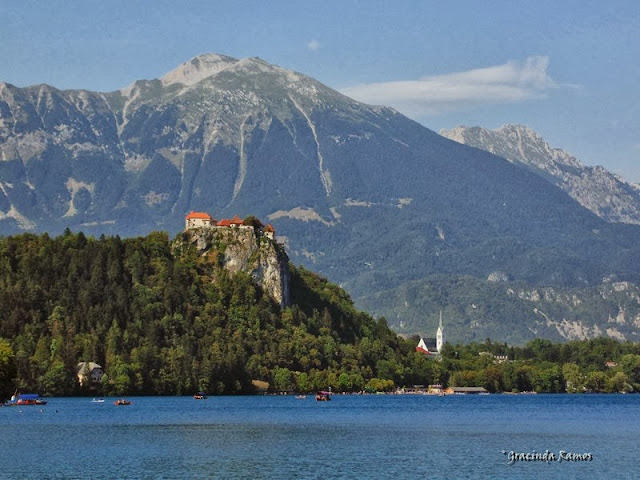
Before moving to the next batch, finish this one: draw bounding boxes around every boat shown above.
[91,398,105,403]
[315,391,331,401]
[7,393,47,406]
[295,395,307,399]
[114,399,132,406]
[194,392,207,400]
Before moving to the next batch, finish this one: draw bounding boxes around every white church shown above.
[415,313,445,356]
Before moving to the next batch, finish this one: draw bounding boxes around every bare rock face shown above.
[180,227,290,308]
[487,271,511,282]
[441,124,640,225]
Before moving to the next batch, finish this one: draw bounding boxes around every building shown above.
[229,215,244,227]
[416,337,438,355]
[76,362,104,387]
[216,215,247,228]
[480,352,510,363]
[185,211,214,229]
[416,311,445,355]
[428,384,444,395]
[436,312,444,353]
[264,224,275,239]
[185,212,276,238]
[251,379,269,394]
[444,386,489,395]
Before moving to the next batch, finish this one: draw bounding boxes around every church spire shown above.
[436,310,444,353]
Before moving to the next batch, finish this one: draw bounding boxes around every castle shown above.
[185,212,275,239]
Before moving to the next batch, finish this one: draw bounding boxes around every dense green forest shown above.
[1,231,640,401]
[0,230,423,399]
[436,337,640,394]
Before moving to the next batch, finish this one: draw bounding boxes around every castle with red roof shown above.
[185,212,276,240]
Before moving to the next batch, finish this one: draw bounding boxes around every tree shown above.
[484,366,503,393]
[608,371,632,393]
[39,360,71,396]
[295,372,312,393]
[585,371,607,392]
[619,354,640,388]
[243,216,264,230]
[562,363,584,393]
[0,338,17,401]
[272,367,293,392]
[365,378,394,392]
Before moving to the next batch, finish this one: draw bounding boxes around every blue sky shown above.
[2,0,639,182]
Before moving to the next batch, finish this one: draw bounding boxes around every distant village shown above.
[184,211,276,239]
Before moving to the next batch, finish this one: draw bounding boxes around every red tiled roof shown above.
[229,215,244,225]
[265,224,275,232]
[217,219,231,227]
[186,211,212,220]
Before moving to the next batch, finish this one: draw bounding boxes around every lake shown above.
[2,394,639,479]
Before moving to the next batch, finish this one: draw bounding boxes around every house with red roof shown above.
[184,212,276,239]
[229,215,244,227]
[185,211,215,229]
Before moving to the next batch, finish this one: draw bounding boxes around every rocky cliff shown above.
[359,275,640,345]
[441,124,640,225]
[178,226,290,308]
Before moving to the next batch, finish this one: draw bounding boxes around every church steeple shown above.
[436,310,444,353]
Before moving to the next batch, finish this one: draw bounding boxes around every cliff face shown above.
[181,226,290,308]
[359,274,640,345]
[441,124,640,225]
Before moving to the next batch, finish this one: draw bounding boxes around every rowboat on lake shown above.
[315,391,331,401]
[6,393,47,406]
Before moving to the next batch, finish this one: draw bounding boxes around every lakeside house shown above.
[444,386,489,395]
[251,379,269,394]
[76,362,104,387]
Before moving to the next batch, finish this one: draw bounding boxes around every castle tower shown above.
[436,311,444,353]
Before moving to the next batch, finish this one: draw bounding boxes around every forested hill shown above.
[0,230,430,397]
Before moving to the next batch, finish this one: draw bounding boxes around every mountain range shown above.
[441,124,640,225]
[2,53,640,344]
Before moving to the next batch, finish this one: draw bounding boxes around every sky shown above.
[1,0,639,182]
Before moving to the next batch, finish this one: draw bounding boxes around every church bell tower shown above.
[436,311,444,353]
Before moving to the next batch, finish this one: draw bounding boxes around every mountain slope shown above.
[358,274,640,344]
[3,54,640,343]
[441,124,640,225]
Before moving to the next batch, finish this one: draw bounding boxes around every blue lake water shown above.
[1,394,639,479]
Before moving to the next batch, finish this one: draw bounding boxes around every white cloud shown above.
[307,40,321,51]
[341,56,561,116]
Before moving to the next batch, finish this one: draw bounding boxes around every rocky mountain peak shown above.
[441,124,640,225]
[160,53,239,87]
